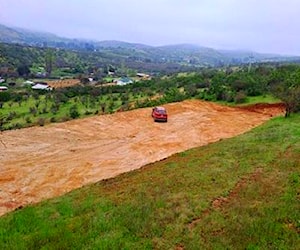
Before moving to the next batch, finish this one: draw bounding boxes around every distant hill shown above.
[0,24,94,50]
[96,40,152,50]
[0,23,299,68]
[155,44,226,66]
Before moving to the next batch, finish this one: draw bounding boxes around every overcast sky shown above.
[0,0,299,55]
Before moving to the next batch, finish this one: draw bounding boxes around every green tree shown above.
[45,49,55,76]
[0,92,11,102]
[163,88,186,103]
[269,65,300,117]
[0,114,6,131]
[69,105,80,119]
[272,83,300,117]
[209,72,227,100]
[17,65,31,77]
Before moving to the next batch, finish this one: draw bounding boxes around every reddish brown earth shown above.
[46,79,80,88]
[0,100,285,216]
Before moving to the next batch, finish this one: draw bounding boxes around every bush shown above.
[224,91,234,102]
[29,107,37,116]
[51,103,59,114]
[42,107,48,114]
[6,111,17,121]
[50,117,56,123]
[12,123,22,129]
[69,105,80,119]
[25,117,32,124]
[235,91,247,104]
[60,116,70,122]
[37,118,45,126]
[0,92,11,102]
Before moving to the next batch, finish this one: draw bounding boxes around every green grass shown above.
[103,76,115,83]
[216,94,281,107]
[0,115,299,249]
[244,94,281,105]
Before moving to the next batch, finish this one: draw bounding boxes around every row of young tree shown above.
[0,63,300,131]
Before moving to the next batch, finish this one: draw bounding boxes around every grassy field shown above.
[244,95,280,105]
[216,94,281,107]
[0,115,299,249]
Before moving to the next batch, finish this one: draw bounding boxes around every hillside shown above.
[0,42,197,75]
[0,108,298,249]
[0,24,92,49]
[1,23,299,68]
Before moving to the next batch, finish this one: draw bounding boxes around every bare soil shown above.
[46,79,80,88]
[0,100,285,216]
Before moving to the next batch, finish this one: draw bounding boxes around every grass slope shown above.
[0,115,299,249]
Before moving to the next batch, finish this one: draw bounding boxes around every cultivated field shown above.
[46,79,81,88]
[0,100,285,216]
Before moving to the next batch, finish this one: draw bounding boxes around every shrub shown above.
[0,92,11,102]
[51,103,59,114]
[69,105,80,119]
[224,91,234,102]
[29,107,37,116]
[37,118,45,126]
[50,117,56,123]
[12,123,22,129]
[6,111,17,121]
[42,107,48,114]
[25,117,32,124]
[60,116,70,122]
[235,91,247,104]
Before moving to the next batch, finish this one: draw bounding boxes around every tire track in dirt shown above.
[0,100,284,216]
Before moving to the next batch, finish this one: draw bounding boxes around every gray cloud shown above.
[0,0,299,55]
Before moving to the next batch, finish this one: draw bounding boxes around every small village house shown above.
[0,86,8,92]
[115,77,133,86]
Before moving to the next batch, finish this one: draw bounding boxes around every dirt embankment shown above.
[0,100,285,216]
[238,103,286,116]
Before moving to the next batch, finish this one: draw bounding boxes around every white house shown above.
[23,80,35,86]
[0,86,8,92]
[137,73,150,78]
[32,83,52,91]
[115,77,133,86]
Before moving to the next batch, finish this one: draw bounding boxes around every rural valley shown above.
[0,21,299,249]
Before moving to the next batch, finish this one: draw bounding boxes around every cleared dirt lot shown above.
[46,79,80,88]
[0,100,284,216]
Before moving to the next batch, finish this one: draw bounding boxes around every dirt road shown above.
[0,100,284,216]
